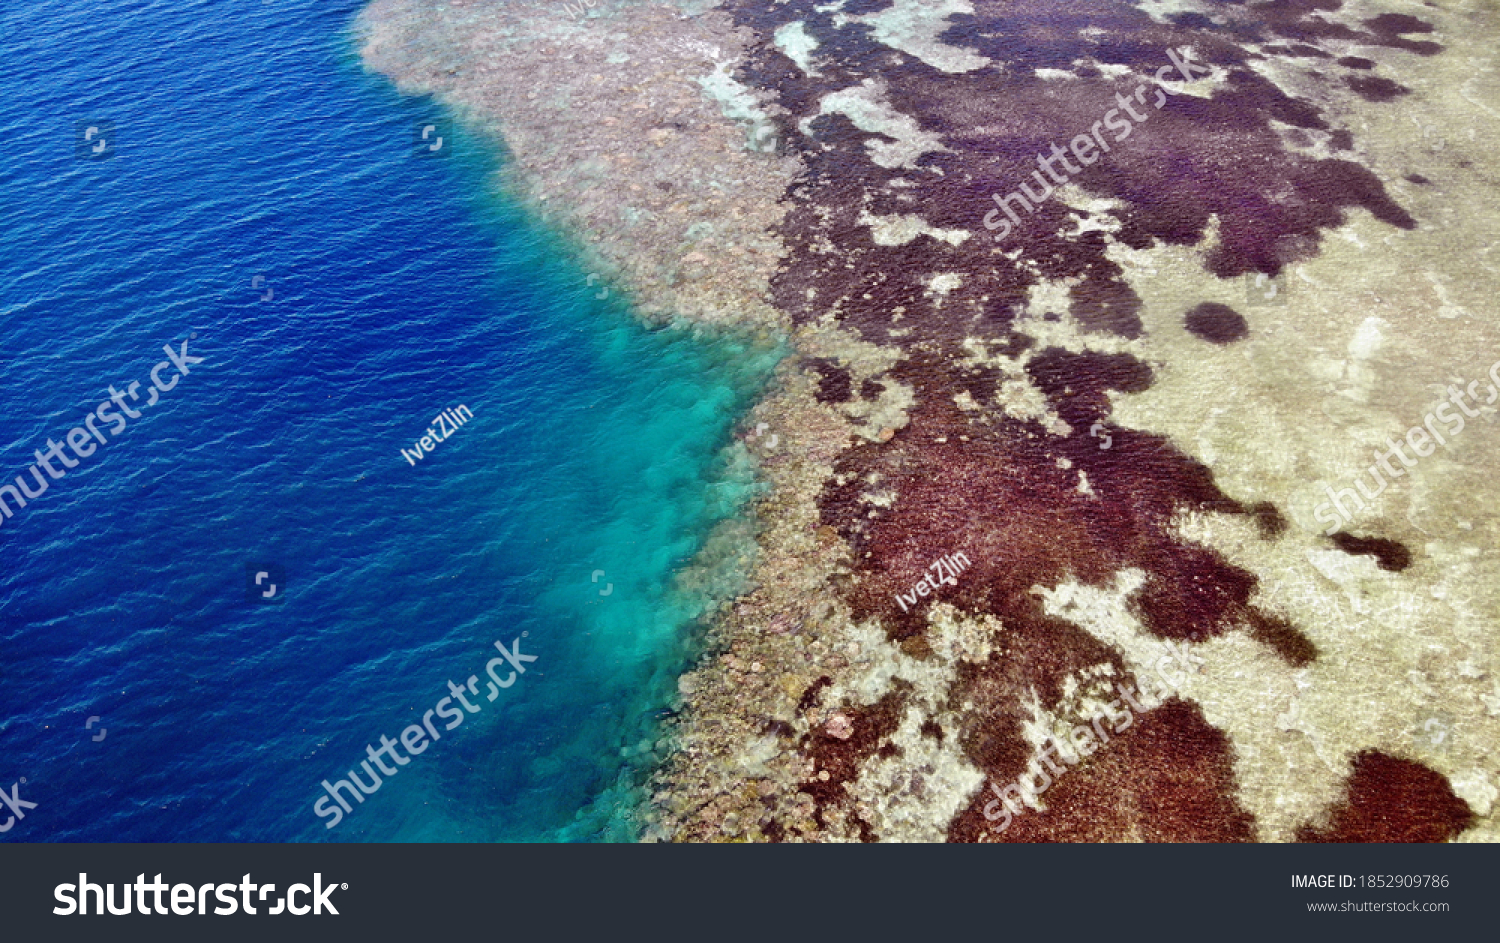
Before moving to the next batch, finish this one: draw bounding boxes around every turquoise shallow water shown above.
[0,0,778,841]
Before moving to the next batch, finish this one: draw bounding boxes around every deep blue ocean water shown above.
[0,0,776,841]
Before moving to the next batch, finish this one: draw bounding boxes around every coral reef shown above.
[361,0,1500,842]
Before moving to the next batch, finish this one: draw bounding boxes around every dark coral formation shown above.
[1184,302,1250,344]
[807,358,855,404]
[949,699,1257,842]
[1329,532,1414,571]
[1297,750,1474,842]
[1345,73,1410,102]
[797,684,909,839]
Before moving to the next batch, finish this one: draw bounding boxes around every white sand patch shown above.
[858,209,969,246]
[696,57,777,152]
[774,20,820,77]
[801,80,947,169]
[842,371,916,442]
[835,607,995,841]
[848,0,991,74]
[925,272,963,302]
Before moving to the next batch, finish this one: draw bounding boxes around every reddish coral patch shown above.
[1296,751,1474,842]
[1345,73,1410,102]
[949,699,1256,842]
[1329,532,1413,571]
[1184,302,1250,344]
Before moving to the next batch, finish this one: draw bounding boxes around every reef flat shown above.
[360,0,1500,842]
